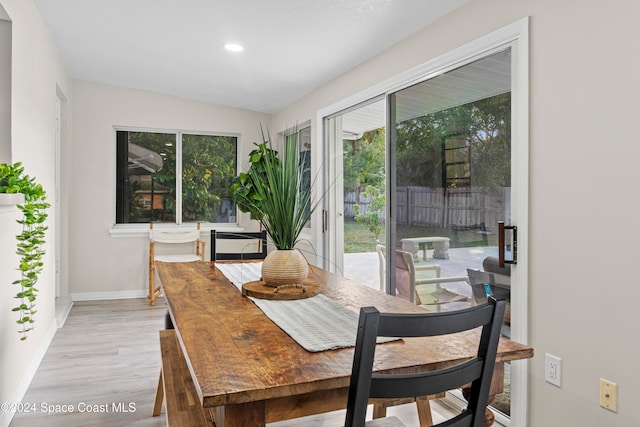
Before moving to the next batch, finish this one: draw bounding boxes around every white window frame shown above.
[281,121,313,229]
[111,126,241,237]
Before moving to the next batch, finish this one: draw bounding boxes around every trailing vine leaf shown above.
[0,162,50,341]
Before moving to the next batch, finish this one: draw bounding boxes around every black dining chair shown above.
[210,230,267,261]
[344,296,506,427]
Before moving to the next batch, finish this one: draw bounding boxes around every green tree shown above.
[128,132,177,222]
[353,183,385,243]
[395,92,511,190]
[343,128,385,192]
[182,134,237,222]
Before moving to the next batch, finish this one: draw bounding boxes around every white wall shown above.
[274,0,640,425]
[0,203,28,427]
[0,0,71,426]
[69,81,271,297]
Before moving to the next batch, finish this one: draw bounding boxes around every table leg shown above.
[214,401,266,427]
[152,370,163,416]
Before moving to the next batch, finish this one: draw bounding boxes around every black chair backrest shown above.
[345,297,506,427]
[211,230,267,261]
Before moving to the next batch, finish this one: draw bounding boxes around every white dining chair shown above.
[148,222,205,305]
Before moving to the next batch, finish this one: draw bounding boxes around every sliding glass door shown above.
[389,47,514,419]
[323,43,525,424]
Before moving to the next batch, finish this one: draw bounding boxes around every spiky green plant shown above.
[0,162,50,340]
[232,128,318,250]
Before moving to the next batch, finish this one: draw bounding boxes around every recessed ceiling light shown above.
[224,43,244,52]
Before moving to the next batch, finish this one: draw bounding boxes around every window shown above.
[443,134,471,188]
[116,129,237,224]
[284,124,311,227]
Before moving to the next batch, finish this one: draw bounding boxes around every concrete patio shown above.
[343,246,500,302]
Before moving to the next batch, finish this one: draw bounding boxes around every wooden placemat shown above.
[242,279,320,300]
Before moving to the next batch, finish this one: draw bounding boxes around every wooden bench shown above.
[153,329,213,427]
[400,236,451,260]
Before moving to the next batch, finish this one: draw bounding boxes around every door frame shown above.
[319,96,386,276]
[317,18,529,425]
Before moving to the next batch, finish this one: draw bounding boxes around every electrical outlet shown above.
[545,353,562,387]
[600,379,618,412]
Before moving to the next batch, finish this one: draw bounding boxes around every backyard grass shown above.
[344,221,384,253]
[344,220,498,253]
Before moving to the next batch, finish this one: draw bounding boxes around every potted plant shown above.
[232,128,318,285]
[0,162,50,340]
[231,138,278,223]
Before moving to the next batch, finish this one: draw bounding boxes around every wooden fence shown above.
[345,186,509,231]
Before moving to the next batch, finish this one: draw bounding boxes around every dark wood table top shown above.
[156,261,533,424]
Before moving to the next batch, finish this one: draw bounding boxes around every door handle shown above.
[498,221,517,267]
[322,209,328,233]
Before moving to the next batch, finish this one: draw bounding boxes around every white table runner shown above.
[216,262,263,289]
[216,262,396,352]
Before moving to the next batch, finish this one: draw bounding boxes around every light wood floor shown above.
[10,298,497,427]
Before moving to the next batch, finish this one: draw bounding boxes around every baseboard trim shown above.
[0,320,57,427]
[55,295,73,328]
[70,290,148,301]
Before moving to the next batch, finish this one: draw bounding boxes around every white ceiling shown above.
[33,0,469,113]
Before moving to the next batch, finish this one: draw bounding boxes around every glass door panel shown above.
[324,98,386,291]
[390,47,514,418]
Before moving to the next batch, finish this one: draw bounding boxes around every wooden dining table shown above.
[155,260,533,427]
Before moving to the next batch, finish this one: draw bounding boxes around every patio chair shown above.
[394,249,469,307]
[148,223,205,306]
[467,266,511,324]
[482,256,511,298]
[394,250,422,304]
[344,297,507,427]
[376,245,441,293]
[211,230,267,261]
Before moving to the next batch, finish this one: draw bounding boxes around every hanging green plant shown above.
[0,162,50,341]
